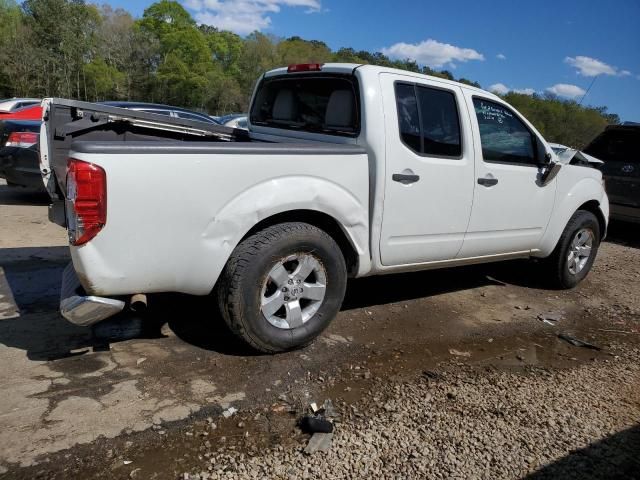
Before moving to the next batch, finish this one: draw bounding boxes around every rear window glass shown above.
[584,129,640,163]
[250,75,359,136]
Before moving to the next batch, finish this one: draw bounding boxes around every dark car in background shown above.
[0,120,42,190]
[101,102,220,124]
[584,123,640,223]
[0,101,220,191]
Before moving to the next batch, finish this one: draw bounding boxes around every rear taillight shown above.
[287,63,323,73]
[66,159,107,245]
[6,131,38,148]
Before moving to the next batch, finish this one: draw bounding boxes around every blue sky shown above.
[108,0,640,122]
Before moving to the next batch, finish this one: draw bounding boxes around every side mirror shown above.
[536,137,552,166]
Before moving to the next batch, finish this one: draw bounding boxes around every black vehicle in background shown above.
[584,123,640,223]
[0,119,43,190]
[100,102,220,124]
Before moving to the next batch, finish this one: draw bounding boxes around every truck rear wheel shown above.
[216,222,347,353]
[544,210,600,289]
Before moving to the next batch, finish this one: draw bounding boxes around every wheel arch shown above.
[536,177,607,258]
[577,199,607,241]
[242,209,361,277]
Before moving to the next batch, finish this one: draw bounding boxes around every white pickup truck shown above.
[40,63,609,353]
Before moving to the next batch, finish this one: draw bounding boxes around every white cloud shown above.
[186,0,322,35]
[496,53,506,60]
[489,83,536,96]
[513,87,536,95]
[381,39,484,68]
[546,83,586,99]
[488,83,509,95]
[620,70,631,76]
[564,56,622,77]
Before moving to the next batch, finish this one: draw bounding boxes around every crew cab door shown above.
[379,73,475,265]
[457,94,556,258]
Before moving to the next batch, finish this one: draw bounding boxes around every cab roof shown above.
[263,63,499,100]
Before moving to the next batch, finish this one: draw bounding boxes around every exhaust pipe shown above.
[130,293,147,312]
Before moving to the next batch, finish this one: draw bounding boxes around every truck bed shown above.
[41,98,252,201]
[64,139,369,296]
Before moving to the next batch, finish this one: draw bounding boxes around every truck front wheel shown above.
[216,222,347,353]
[544,210,601,289]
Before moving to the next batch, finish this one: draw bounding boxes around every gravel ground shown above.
[183,346,640,480]
[2,180,639,479]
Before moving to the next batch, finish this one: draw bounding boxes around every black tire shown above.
[544,210,600,289]
[216,222,347,353]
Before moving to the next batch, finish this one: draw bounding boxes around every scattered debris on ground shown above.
[538,311,563,325]
[558,333,602,350]
[222,407,238,418]
[449,348,471,357]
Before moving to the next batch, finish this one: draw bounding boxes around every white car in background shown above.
[0,98,40,112]
[219,114,248,129]
[549,142,603,166]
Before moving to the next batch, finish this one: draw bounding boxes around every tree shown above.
[277,37,332,65]
[0,0,32,96]
[138,0,194,38]
[22,0,100,98]
[83,57,126,100]
[200,25,244,77]
[0,0,621,132]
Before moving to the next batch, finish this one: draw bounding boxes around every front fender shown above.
[536,175,608,257]
[190,175,370,293]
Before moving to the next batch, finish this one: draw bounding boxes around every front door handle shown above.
[477,176,498,187]
[392,173,420,184]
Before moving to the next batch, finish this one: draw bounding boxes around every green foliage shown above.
[503,92,619,149]
[138,0,194,38]
[83,57,126,100]
[277,36,333,65]
[0,0,621,140]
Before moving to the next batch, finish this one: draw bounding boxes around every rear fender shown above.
[192,176,370,293]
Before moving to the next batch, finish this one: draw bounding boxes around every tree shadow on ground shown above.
[0,183,49,206]
[605,220,640,250]
[525,424,640,480]
[0,245,562,359]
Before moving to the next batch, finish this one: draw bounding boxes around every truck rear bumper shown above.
[60,263,125,326]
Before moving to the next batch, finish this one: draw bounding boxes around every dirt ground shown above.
[0,179,639,479]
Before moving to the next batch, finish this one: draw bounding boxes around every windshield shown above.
[250,74,359,136]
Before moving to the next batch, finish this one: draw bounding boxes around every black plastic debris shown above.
[299,415,334,434]
[422,370,443,380]
[558,333,601,351]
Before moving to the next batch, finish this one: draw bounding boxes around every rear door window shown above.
[395,82,462,157]
[250,75,359,136]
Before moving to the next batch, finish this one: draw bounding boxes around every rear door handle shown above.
[392,173,420,184]
[477,176,498,187]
